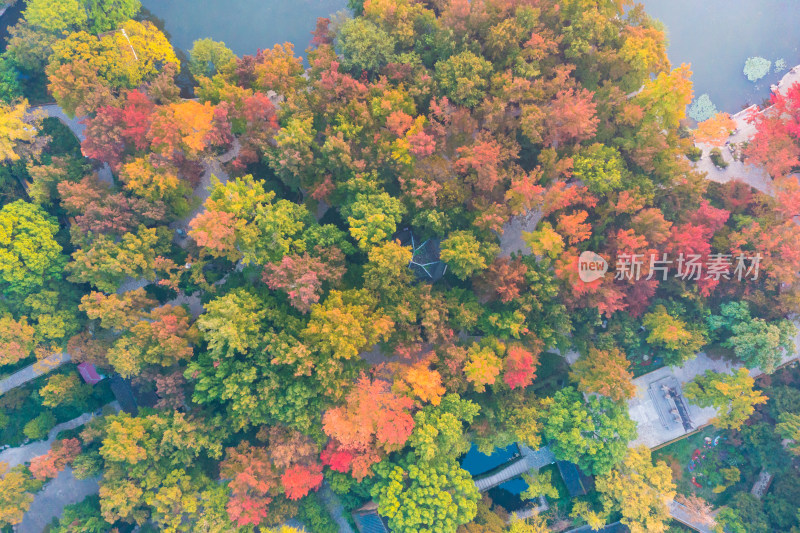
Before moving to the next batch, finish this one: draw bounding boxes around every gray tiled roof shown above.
[353,510,390,533]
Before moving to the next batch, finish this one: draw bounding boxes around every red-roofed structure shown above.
[77,363,103,385]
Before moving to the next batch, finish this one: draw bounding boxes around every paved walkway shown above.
[31,103,114,185]
[0,402,120,469]
[169,135,238,248]
[0,352,71,395]
[114,277,150,295]
[318,483,356,533]
[693,104,773,195]
[692,64,800,193]
[473,445,555,492]
[498,208,544,257]
[31,104,87,141]
[668,499,717,533]
[0,404,120,533]
[18,468,100,533]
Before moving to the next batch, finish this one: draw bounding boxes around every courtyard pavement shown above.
[628,340,800,449]
[18,468,100,533]
[498,208,544,257]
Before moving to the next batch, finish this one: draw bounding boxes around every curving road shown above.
[29,103,114,185]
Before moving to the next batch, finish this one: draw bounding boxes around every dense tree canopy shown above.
[540,388,636,475]
[596,446,675,533]
[0,200,65,297]
[0,0,796,531]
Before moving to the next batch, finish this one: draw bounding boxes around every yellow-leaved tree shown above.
[684,368,768,430]
[0,99,42,162]
[47,20,178,90]
[695,112,737,145]
[596,446,676,533]
[0,462,37,528]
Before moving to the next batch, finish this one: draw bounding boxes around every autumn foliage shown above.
[322,376,415,479]
[29,438,81,480]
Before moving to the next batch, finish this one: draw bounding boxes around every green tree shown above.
[85,0,141,33]
[66,225,172,293]
[0,58,23,104]
[713,493,769,533]
[39,373,91,408]
[23,0,140,34]
[369,394,480,531]
[440,231,499,280]
[363,239,413,301]
[23,0,88,33]
[707,301,797,373]
[684,369,768,430]
[463,342,502,393]
[0,200,65,298]
[371,455,479,533]
[776,412,800,455]
[302,289,392,360]
[190,175,316,265]
[435,51,493,108]
[196,289,266,358]
[188,291,327,433]
[338,18,396,75]
[521,469,559,501]
[23,411,56,440]
[572,143,627,194]
[49,495,111,533]
[342,192,405,250]
[95,411,226,527]
[407,394,480,463]
[540,387,636,475]
[188,38,237,79]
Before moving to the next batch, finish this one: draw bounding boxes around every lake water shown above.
[639,0,800,113]
[140,0,800,113]
[140,0,347,57]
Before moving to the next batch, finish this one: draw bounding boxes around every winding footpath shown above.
[0,402,119,470]
[0,352,71,395]
[3,403,120,533]
[30,104,114,185]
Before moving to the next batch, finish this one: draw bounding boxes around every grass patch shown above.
[538,463,570,508]
[652,426,758,506]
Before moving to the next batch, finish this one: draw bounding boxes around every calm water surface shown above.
[142,0,800,112]
[639,0,800,112]
[140,0,347,57]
